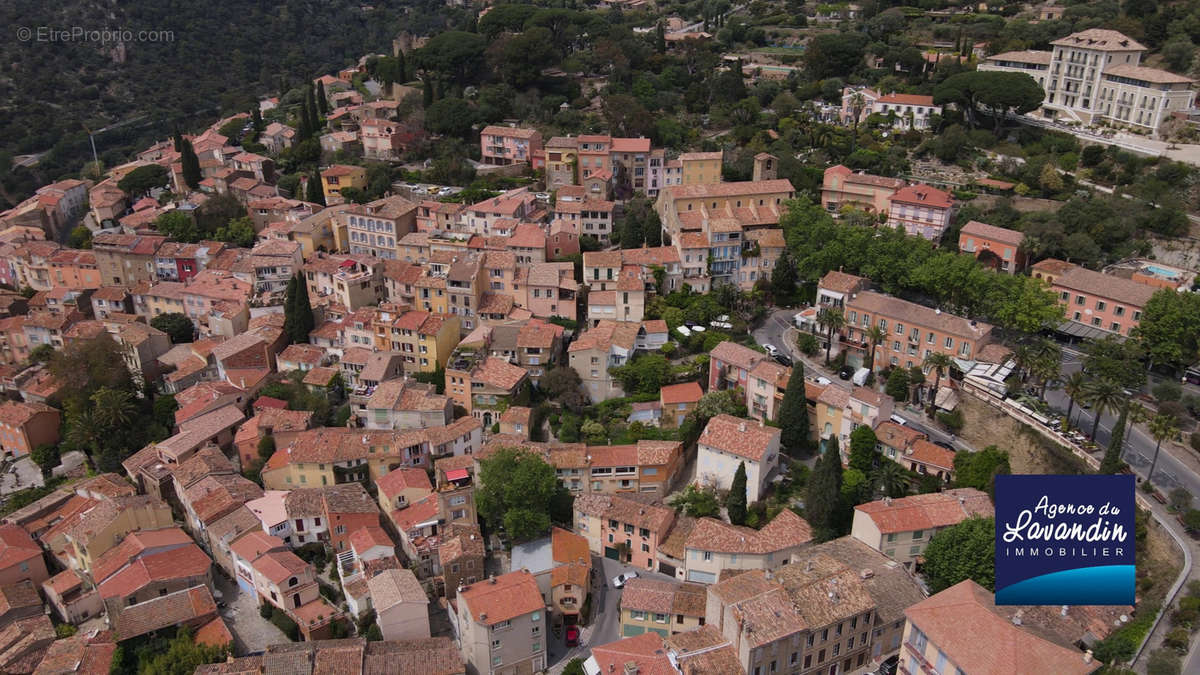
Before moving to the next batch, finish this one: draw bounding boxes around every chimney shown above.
[739,422,746,433]
[805,560,813,572]
[1083,650,1093,664]
[623,663,639,675]
[860,569,874,579]
[1012,609,1023,626]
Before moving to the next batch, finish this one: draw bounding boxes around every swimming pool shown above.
[1144,264,1180,279]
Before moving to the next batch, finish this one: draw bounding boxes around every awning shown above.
[1053,319,1124,342]
[935,388,960,411]
[445,468,469,481]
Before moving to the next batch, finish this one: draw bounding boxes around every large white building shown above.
[980,28,1195,132]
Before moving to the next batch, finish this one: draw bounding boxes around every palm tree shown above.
[90,388,137,429]
[923,352,953,410]
[1062,371,1086,430]
[1147,413,1179,483]
[864,325,886,374]
[871,460,908,499]
[1083,378,1124,443]
[816,307,845,365]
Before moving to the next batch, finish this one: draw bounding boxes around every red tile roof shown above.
[98,543,212,600]
[698,414,779,462]
[458,570,544,626]
[660,381,703,406]
[854,488,994,534]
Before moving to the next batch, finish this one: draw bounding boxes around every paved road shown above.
[753,308,969,451]
[546,555,677,673]
[1045,350,1200,498]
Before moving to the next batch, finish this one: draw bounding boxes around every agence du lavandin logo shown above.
[994,474,1135,605]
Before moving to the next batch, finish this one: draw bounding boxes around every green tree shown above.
[155,210,200,242]
[871,461,908,499]
[540,367,588,413]
[306,174,325,206]
[151,313,195,344]
[137,625,229,675]
[257,434,277,460]
[1082,336,1146,390]
[806,441,849,541]
[923,517,996,592]
[610,353,672,396]
[668,485,722,518]
[934,71,1044,137]
[152,394,178,430]
[952,446,1010,498]
[770,247,798,302]
[284,273,315,344]
[1147,413,1179,486]
[117,164,169,197]
[863,325,886,375]
[424,98,476,138]
[1099,403,1130,474]
[181,139,202,190]
[848,426,877,474]
[477,447,571,542]
[816,307,844,364]
[727,462,748,525]
[1061,370,1086,430]
[316,80,329,116]
[562,658,587,675]
[215,216,256,248]
[31,443,59,479]
[1084,378,1125,443]
[885,368,909,402]
[1133,290,1200,373]
[29,344,55,364]
[777,360,812,456]
[365,624,383,641]
[68,225,93,249]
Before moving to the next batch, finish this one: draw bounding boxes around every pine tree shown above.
[316,80,329,116]
[727,462,748,525]
[306,174,325,206]
[182,140,202,190]
[1100,404,1129,474]
[283,275,298,344]
[778,360,812,456]
[806,440,848,541]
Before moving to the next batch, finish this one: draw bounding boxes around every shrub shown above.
[937,408,964,432]
[796,332,819,356]
[54,623,77,638]
[259,604,273,620]
[1154,380,1183,403]
[1146,648,1182,675]
[1163,628,1190,651]
[270,608,300,640]
[1183,509,1200,533]
[1169,487,1192,512]
[1170,605,1198,629]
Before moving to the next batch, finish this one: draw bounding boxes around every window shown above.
[912,626,928,651]
[532,641,541,653]
[703,551,713,561]
[631,610,646,620]
[491,639,501,651]
[911,529,924,540]
[654,613,668,623]
[531,611,540,622]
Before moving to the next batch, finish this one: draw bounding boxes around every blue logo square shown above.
[994,474,1135,605]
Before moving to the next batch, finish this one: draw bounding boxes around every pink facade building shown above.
[480,126,543,166]
[887,184,955,241]
[959,220,1026,273]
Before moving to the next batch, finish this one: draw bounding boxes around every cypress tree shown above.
[181,140,202,190]
[251,107,264,132]
[656,22,666,54]
[806,440,848,541]
[422,76,434,108]
[396,50,407,84]
[283,274,298,344]
[172,131,184,153]
[778,360,812,456]
[316,80,329,116]
[293,274,315,342]
[305,174,325,206]
[298,99,311,140]
[848,426,877,474]
[727,462,748,525]
[306,87,321,135]
[1100,404,1129,474]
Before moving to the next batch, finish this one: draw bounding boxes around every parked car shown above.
[932,440,955,450]
[839,365,855,380]
[774,353,793,367]
[763,344,778,356]
[611,572,638,588]
[565,625,580,647]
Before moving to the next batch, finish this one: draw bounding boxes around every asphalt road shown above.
[1046,349,1200,498]
[753,308,968,451]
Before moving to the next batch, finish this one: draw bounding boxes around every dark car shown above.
[565,625,580,647]
[932,440,955,450]
[839,365,855,380]
[774,353,793,367]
